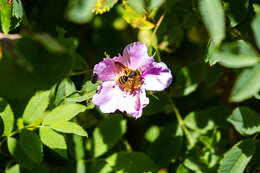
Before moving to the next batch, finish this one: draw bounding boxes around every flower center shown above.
[116,68,143,95]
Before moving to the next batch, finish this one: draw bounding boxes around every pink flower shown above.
[92,42,172,119]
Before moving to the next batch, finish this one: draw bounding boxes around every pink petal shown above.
[118,89,149,119]
[142,62,172,91]
[122,42,154,70]
[93,56,124,82]
[92,82,149,118]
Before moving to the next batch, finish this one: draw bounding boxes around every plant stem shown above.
[169,99,195,147]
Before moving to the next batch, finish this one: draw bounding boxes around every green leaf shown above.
[7,137,35,169]
[90,162,113,173]
[230,63,260,102]
[252,13,260,49]
[121,1,154,30]
[106,152,159,173]
[146,123,183,167]
[6,164,20,173]
[0,98,14,136]
[184,106,230,133]
[199,0,225,46]
[49,121,88,137]
[171,62,207,97]
[0,36,73,101]
[39,127,67,158]
[227,107,260,135]
[208,40,259,68]
[94,0,119,14]
[92,115,126,157]
[0,0,12,33]
[22,90,50,124]
[43,103,86,125]
[54,78,77,106]
[12,0,23,19]
[66,0,97,24]
[19,130,43,164]
[218,139,255,173]
[148,0,165,11]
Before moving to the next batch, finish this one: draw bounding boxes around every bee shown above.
[91,73,98,84]
[114,61,142,94]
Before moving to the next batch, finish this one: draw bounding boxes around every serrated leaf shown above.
[106,152,159,173]
[228,107,260,135]
[94,0,118,14]
[66,0,97,24]
[199,0,225,46]
[39,127,67,158]
[19,130,43,164]
[0,98,14,136]
[0,0,12,33]
[218,139,255,173]
[43,104,86,125]
[50,121,88,137]
[211,40,259,68]
[252,13,260,49]
[230,63,260,102]
[93,116,126,157]
[22,90,50,124]
[122,1,154,30]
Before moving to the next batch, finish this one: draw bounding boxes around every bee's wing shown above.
[114,61,127,70]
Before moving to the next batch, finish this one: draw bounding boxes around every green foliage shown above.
[0,0,12,33]
[42,104,86,125]
[1,0,260,172]
[39,127,67,158]
[230,63,260,102]
[228,107,260,135]
[22,90,50,124]
[49,121,88,136]
[106,152,159,173]
[0,98,14,136]
[19,130,43,164]
[92,115,126,157]
[218,139,255,173]
[199,0,225,46]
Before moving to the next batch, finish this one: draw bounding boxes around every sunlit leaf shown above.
[94,0,118,14]
[92,115,126,157]
[43,104,86,125]
[22,90,50,124]
[106,152,159,173]
[0,98,14,136]
[207,40,259,68]
[230,63,260,102]
[121,1,154,30]
[39,127,67,158]
[6,164,20,173]
[50,121,88,137]
[218,139,255,173]
[0,0,12,33]
[228,107,260,135]
[252,13,260,49]
[199,0,225,46]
